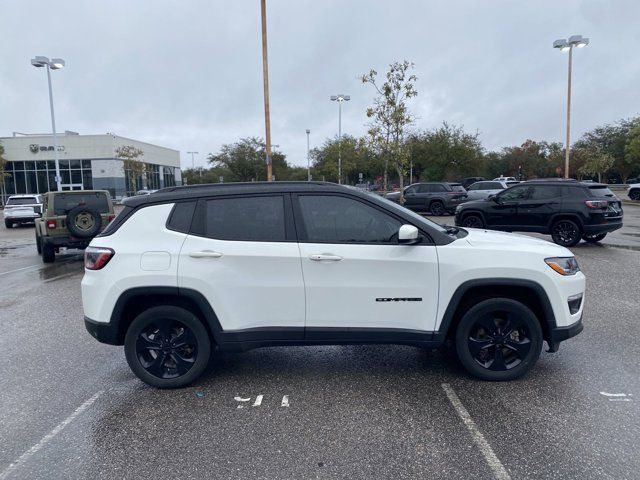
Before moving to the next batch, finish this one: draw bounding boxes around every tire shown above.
[455,298,543,381]
[461,214,485,229]
[629,189,640,201]
[41,240,55,263]
[66,206,102,238]
[429,200,445,216]
[36,231,42,254]
[582,233,607,243]
[550,219,581,247]
[124,306,211,389]
[5,220,12,228]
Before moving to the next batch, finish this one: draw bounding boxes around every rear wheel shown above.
[629,189,640,201]
[461,214,484,228]
[429,201,445,216]
[455,298,543,381]
[41,240,55,263]
[551,219,581,247]
[124,306,211,389]
[4,220,12,228]
[36,231,42,254]
[582,232,607,243]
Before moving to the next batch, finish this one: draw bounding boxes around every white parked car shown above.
[3,194,43,228]
[493,176,518,182]
[465,180,519,201]
[82,182,585,388]
[628,183,640,201]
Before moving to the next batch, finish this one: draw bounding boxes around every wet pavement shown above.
[0,208,639,479]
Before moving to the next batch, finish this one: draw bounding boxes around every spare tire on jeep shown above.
[66,206,102,238]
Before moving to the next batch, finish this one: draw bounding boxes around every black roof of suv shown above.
[454,180,623,247]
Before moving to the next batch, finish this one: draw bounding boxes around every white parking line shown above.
[0,390,103,480]
[441,383,511,480]
[281,395,289,407]
[0,264,42,276]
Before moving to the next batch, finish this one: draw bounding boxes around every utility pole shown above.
[187,151,198,170]
[306,129,311,181]
[260,0,273,181]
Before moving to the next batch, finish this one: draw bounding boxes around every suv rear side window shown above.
[298,195,401,243]
[449,184,466,192]
[167,201,197,233]
[53,193,109,214]
[204,196,285,241]
[588,186,616,198]
[430,184,447,192]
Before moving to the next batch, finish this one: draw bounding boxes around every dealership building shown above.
[0,131,182,200]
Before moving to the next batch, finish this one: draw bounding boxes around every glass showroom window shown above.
[1,160,93,195]
[163,166,175,187]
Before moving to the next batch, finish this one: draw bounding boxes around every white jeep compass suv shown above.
[82,182,585,388]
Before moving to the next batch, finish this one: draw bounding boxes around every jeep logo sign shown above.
[29,144,65,154]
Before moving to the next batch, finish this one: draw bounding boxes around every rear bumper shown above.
[84,316,121,345]
[42,236,91,249]
[582,220,623,234]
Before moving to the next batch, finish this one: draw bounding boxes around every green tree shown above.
[575,117,640,182]
[115,145,145,194]
[361,60,418,198]
[408,123,484,181]
[577,147,615,183]
[207,137,299,182]
[623,126,640,181]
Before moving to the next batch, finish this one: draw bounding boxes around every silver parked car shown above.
[464,180,518,201]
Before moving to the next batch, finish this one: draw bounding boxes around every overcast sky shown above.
[2,0,639,170]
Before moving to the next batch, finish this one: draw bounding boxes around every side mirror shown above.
[489,194,500,203]
[398,224,420,244]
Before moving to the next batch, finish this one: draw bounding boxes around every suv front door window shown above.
[295,194,438,331]
[517,185,562,227]
[485,185,532,228]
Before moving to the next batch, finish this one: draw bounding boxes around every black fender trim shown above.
[433,278,557,342]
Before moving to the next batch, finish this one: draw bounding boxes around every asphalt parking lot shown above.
[0,204,639,479]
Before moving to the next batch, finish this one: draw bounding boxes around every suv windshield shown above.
[7,197,38,205]
[53,193,110,215]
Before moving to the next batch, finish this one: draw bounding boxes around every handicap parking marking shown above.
[233,394,289,408]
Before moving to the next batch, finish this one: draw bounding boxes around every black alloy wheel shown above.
[550,219,581,247]
[125,306,211,388]
[461,214,484,229]
[430,201,445,216]
[456,298,542,381]
[582,233,607,243]
[629,190,640,201]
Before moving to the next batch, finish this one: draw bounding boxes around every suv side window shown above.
[499,185,532,202]
[204,196,286,241]
[416,184,431,193]
[530,186,561,200]
[430,184,447,192]
[298,195,402,244]
[467,183,480,191]
[405,186,416,195]
[486,182,503,190]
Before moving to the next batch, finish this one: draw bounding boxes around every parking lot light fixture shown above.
[330,94,350,184]
[553,35,589,179]
[31,55,66,191]
[306,129,311,181]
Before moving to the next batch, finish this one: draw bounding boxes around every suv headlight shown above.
[545,257,580,276]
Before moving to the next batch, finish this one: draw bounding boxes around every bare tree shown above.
[361,60,418,199]
[115,145,145,194]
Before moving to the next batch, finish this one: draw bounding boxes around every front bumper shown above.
[84,316,122,345]
[547,315,583,352]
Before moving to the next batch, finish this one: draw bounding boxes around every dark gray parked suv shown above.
[386,182,468,215]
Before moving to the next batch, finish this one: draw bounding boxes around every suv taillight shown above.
[46,219,57,229]
[85,247,115,270]
[585,200,608,209]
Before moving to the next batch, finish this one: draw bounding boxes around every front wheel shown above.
[124,306,211,388]
[429,201,445,216]
[551,219,581,247]
[455,298,543,381]
[5,220,12,228]
[582,232,607,243]
[629,189,640,201]
[461,214,484,228]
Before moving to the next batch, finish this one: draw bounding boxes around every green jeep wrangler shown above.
[35,190,115,263]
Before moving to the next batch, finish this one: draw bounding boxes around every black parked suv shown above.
[386,182,467,215]
[454,180,623,247]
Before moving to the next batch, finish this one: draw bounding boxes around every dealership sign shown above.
[29,144,65,153]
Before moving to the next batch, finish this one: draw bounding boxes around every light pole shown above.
[553,35,589,178]
[187,151,199,170]
[306,129,311,181]
[330,94,350,184]
[31,56,65,191]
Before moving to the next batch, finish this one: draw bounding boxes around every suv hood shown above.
[462,227,572,256]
